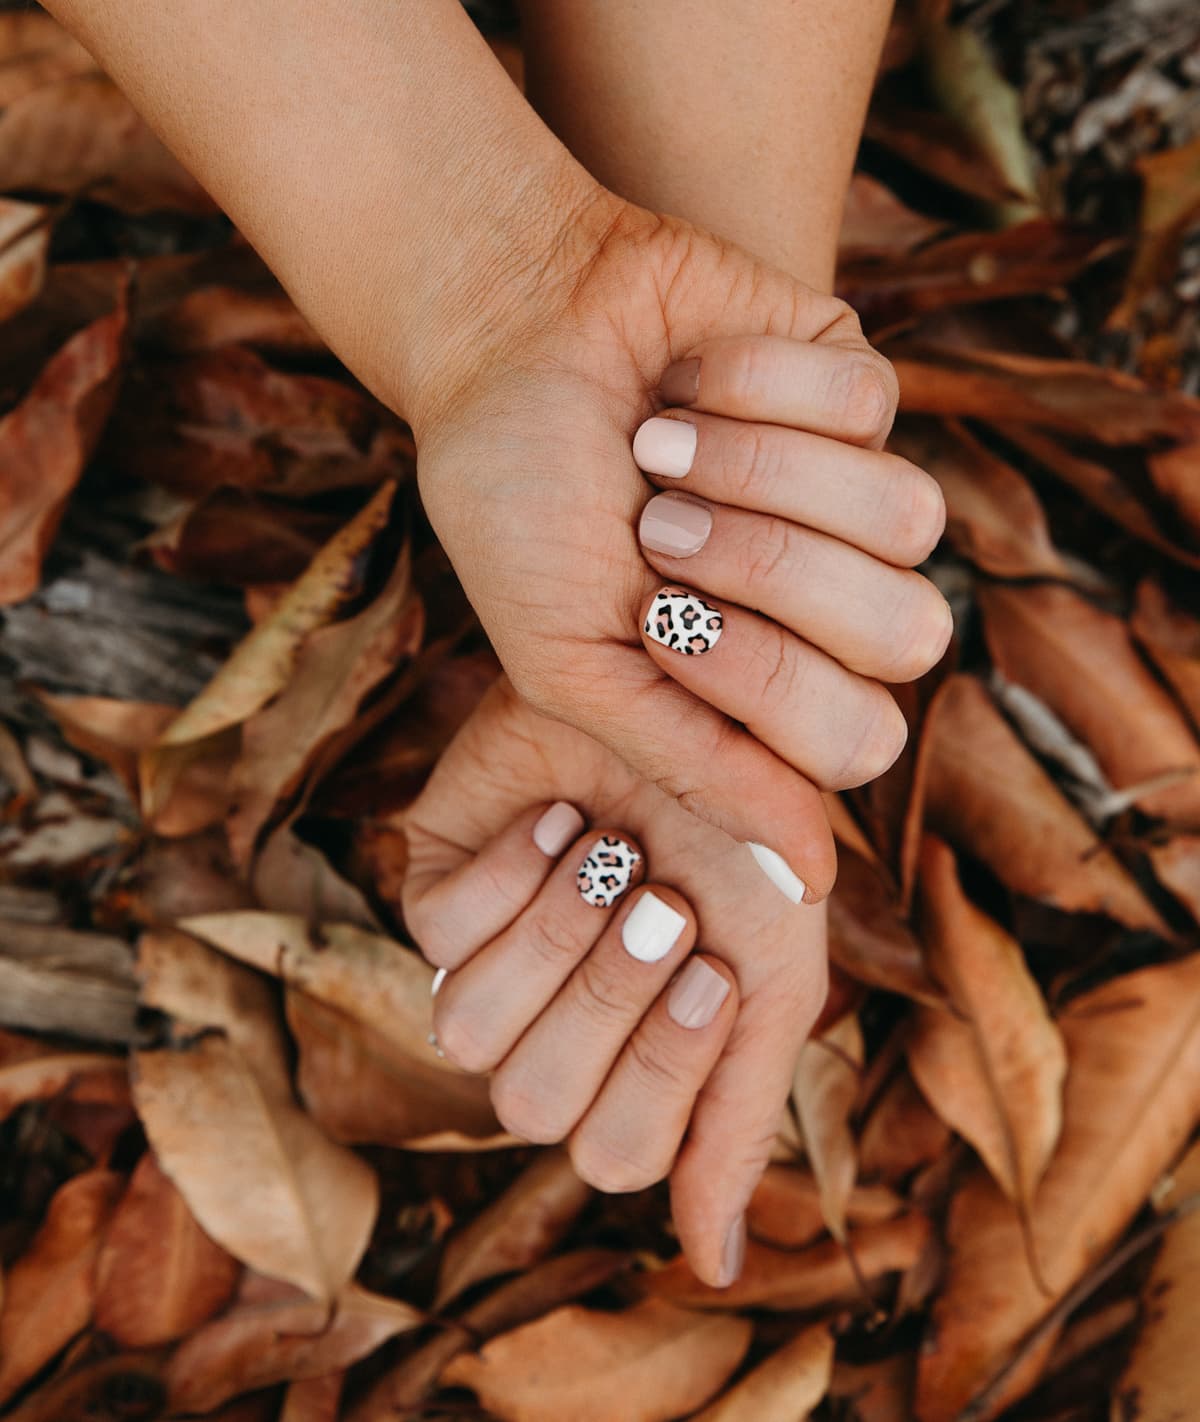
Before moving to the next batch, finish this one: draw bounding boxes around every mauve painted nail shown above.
[633,417,697,478]
[659,357,701,407]
[639,493,712,558]
[668,958,730,1029]
[532,801,585,857]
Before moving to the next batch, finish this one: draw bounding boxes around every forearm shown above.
[517,0,892,292]
[42,0,610,434]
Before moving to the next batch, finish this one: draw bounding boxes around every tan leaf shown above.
[441,1298,751,1422]
[860,1067,951,1184]
[794,1014,863,1243]
[436,1149,591,1310]
[692,1323,834,1422]
[1112,1139,1200,1422]
[1111,136,1200,328]
[0,1039,124,1124]
[747,1164,902,1249]
[828,847,945,1005]
[153,285,321,356]
[0,290,127,605]
[916,953,1200,1421]
[979,582,1200,825]
[908,837,1066,1205]
[1132,577,1200,733]
[251,825,381,930]
[0,13,96,107]
[94,1152,241,1347]
[164,1275,420,1415]
[645,1213,930,1312]
[920,675,1167,930]
[0,1169,123,1404]
[279,1373,345,1422]
[1148,441,1200,545]
[0,198,50,324]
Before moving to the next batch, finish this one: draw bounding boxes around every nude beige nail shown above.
[639,493,712,558]
[667,958,730,1029]
[532,801,585,857]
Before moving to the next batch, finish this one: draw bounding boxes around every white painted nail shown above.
[621,890,687,963]
[431,968,447,997]
[747,843,807,904]
[633,416,697,478]
[533,800,585,857]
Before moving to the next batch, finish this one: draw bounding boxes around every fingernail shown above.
[639,493,712,559]
[747,842,807,905]
[633,416,697,478]
[431,968,447,997]
[659,357,701,407]
[621,890,687,963]
[533,800,586,857]
[668,958,731,1029]
[719,1214,746,1287]
[578,835,641,908]
[645,588,723,655]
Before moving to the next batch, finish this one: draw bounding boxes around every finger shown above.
[433,828,644,1072]
[543,643,838,903]
[489,884,697,1143]
[657,334,898,450]
[641,586,908,791]
[638,493,953,683]
[403,800,587,970]
[671,926,828,1287]
[632,412,945,567]
[569,955,738,1194]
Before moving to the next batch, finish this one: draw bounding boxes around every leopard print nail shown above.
[645,588,723,655]
[577,835,641,908]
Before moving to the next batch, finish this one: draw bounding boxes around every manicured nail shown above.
[645,588,723,655]
[668,958,730,1029]
[747,842,807,905]
[719,1214,746,1287]
[621,890,687,963]
[533,800,586,857]
[431,968,447,997]
[633,416,697,478]
[578,835,641,908]
[659,357,701,407]
[639,493,712,559]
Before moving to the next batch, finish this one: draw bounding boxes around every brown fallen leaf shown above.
[0,287,127,606]
[794,1013,863,1244]
[916,953,1200,1421]
[1112,1139,1200,1422]
[279,1372,345,1422]
[1148,441,1200,545]
[692,1322,834,1422]
[644,1213,930,1312]
[838,173,946,259]
[164,1275,420,1415]
[747,1164,903,1250]
[919,676,1167,930]
[94,1151,241,1347]
[251,824,381,930]
[0,1033,124,1124]
[0,1169,123,1405]
[908,837,1066,1207]
[888,418,1074,581]
[829,1354,915,1422]
[859,1067,952,1184]
[1111,136,1200,329]
[979,582,1200,825]
[828,846,945,1005]
[864,105,1032,209]
[0,197,50,324]
[441,1298,751,1422]
[1132,577,1200,733]
[1148,835,1200,926]
[0,71,212,213]
[153,284,321,355]
[0,12,96,107]
[435,1149,591,1310]
[3,1355,165,1422]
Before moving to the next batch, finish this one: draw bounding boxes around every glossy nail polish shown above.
[533,801,585,857]
[659,357,701,407]
[747,842,807,904]
[578,835,641,908]
[719,1214,746,1287]
[639,493,712,558]
[645,588,723,655]
[622,890,687,963]
[633,416,697,478]
[667,958,730,1029]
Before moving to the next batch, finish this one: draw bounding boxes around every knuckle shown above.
[739,516,800,593]
[758,623,803,715]
[575,954,637,1027]
[625,1029,688,1100]
[720,337,770,407]
[726,421,776,502]
[523,909,584,972]
[835,354,897,443]
[490,1072,566,1145]
[569,1129,665,1195]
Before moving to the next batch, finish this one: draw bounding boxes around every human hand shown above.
[410,196,947,902]
[402,675,830,1288]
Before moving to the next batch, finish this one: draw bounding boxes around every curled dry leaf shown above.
[838,173,946,259]
[1147,441,1200,546]
[279,1372,345,1422]
[441,1298,752,1422]
[33,691,177,801]
[0,1030,124,1124]
[859,1067,952,1184]
[979,582,1200,825]
[0,12,96,107]
[0,1169,123,1405]
[908,837,1066,1207]
[153,284,321,356]
[693,1323,834,1422]
[94,1151,241,1348]
[828,847,945,1005]
[164,1275,420,1416]
[916,953,1200,1422]
[1112,1139,1200,1422]
[0,197,50,324]
[251,824,381,930]
[435,1149,591,1310]
[747,1164,903,1250]
[645,1213,930,1312]
[1111,136,1200,329]
[919,676,1167,931]
[2,1355,165,1422]
[1132,577,1200,733]
[0,288,127,606]
[794,1013,864,1244]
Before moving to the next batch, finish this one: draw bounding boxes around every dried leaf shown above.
[920,676,1167,930]
[0,1042,125,1124]
[436,1149,591,1309]
[0,198,50,324]
[1132,578,1200,734]
[1148,441,1200,545]
[838,174,946,259]
[0,290,127,605]
[747,1165,903,1250]
[829,1355,915,1422]
[908,837,1066,1205]
[94,1152,241,1347]
[916,954,1200,1421]
[279,1373,345,1422]
[979,582,1200,825]
[645,1213,930,1312]
[164,1275,420,1415]
[154,284,321,355]
[0,13,96,107]
[693,1323,834,1421]
[864,105,1032,209]
[3,1355,165,1422]
[0,1170,123,1405]
[1111,136,1200,328]
[1113,1139,1200,1422]
[860,1067,952,1183]
[441,1299,751,1422]
[794,1015,863,1243]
